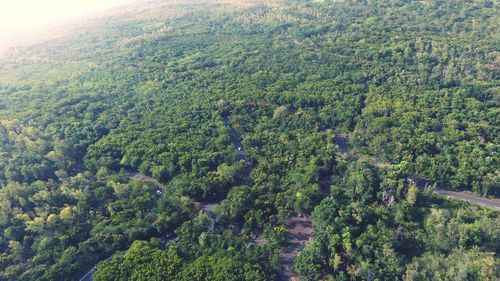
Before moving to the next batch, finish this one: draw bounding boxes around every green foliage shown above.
[94,242,267,281]
[307,173,499,280]
[0,0,498,280]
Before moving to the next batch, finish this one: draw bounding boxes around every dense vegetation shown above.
[0,0,498,280]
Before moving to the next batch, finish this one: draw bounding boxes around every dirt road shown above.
[278,216,313,281]
[276,134,338,280]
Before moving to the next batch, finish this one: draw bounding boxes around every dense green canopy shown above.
[0,0,498,280]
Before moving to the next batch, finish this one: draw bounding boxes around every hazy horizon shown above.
[0,0,139,49]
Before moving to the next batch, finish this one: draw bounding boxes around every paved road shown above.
[334,133,350,154]
[198,200,221,220]
[77,172,173,281]
[332,134,499,211]
[222,114,251,185]
[78,113,251,281]
[78,232,177,281]
[79,256,112,281]
[435,190,500,210]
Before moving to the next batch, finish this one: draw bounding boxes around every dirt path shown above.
[278,216,313,281]
[277,134,338,280]
[277,130,498,281]
[435,190,500,210]
[277,176,330,280]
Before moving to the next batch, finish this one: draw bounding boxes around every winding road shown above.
[335,133,499,211]
[78,172,174,281]
[78,112,251,281]
[79,257,112,281]
[79,128,498,281]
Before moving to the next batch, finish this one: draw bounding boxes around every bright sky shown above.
[0,0,138,45]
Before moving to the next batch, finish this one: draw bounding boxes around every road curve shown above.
[78,113,252,281]
[435,190,500,210]
[79,256,112,281]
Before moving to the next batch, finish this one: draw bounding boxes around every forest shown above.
[0,0,498,280]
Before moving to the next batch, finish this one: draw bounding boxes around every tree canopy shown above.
[0,0,498,280]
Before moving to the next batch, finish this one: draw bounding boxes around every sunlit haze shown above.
[0,0,138,47]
